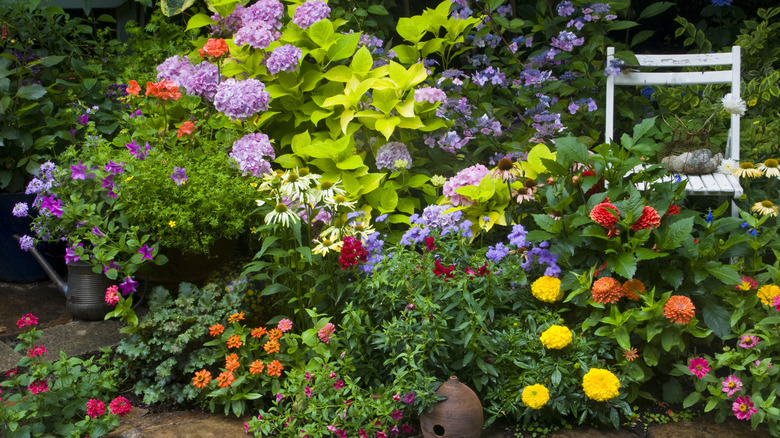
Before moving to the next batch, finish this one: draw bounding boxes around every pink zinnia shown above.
[277,318,292,333]
[86,399,106,417]
[105,285,120,306]
[688,357,710,379]
[735,276,758,291]
[773,295,780,311]
[738,334,759,349]
[732,395,757,420]
[16,313,38,329]
[109,396,132,417]
[722,375,743,397]
[318,323,336,343]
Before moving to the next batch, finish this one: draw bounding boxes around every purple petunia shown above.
[214,78,270,121]
[375,142,412,171]
[292,0,331,29]
[138,244,154,261]
[170,167,187,186]
[234,20,280,49]
[104,161,124,175]
[119,276,138,295]
[71,161,88,180]
[64,245,81,264]
[230,133,276,177]
[126,140,151,160]
[12,202,28,217]
[265,45,303,75]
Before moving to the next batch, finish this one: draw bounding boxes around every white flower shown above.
[265,202,299,227]
[721,93,746,116]
[718,158,739,175]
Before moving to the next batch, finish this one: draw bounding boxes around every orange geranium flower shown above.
[249,360,265,375]
[622,279,645,301]
[192,369,212,389]
[591,277,623,304]
[145,80,181,101]
[264,339,280,354]
[251,327,267,338]
[198,38,229,58]
[228,312,245,323]
[268,328,283,341]
[176,121,196,138]
[266,360,283,377]
[216,371,236,388]
[227,335,243,349]
[209,324,225,337]
[127,80,141,95]
[663,295,696,324]
[225,353,240,372]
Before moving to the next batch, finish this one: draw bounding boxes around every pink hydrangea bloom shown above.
[688,357,710,379]
[442,164,490,206]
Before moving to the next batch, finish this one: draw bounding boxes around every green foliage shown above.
[0,321,124,438]
[115,282,243,405]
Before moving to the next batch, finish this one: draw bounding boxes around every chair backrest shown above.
[605,46,741,161]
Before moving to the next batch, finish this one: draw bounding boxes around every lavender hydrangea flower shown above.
[293,1,331,29]
[375,142,412,171]
[557,1,575,16]
[12,202,28,217]
[241,0,284,29]
[209,7,244,37]
[179,61,219,101]
[414,87,447,104]
[214,78,270,120]
[170,167,187,186]
[550,31,585,52]
[266,45,303,75]
[156,55,193,85]
[604,58,625,77]
[230,133,276,177]
[486,242,509,263]
[234,20,280,49]
[418,204,463,234]
[19,235,34,252]
[442,164,490,206]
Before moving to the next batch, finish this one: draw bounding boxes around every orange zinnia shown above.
[591,277,623,304]
[216,371,236,388]
[192,369,212,389]
[623,348,639,362]
[228,312,245,323]
[225,353,240,372]
[249,360,265,375]
[251,327,267,338]
[268,328,283,341]
[264,339,280,354]
[227,335,243,349]
[622,279,645,301]
[266,360,283,377]
[127,80,141,95]
[663,295,696,324]
[209,324,225,337]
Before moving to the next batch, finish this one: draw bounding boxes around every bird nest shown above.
[657,114,723,175]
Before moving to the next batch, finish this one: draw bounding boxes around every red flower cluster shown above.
[177,121,196,138]
[126,79,141,96]
[339,236,368,269]
[109,396,132,417]
[16,313,38,329]
[465,261,491,277]
[425,236,436,252]
[198,38,229,59]
[630,206,661,231]
[145,80,181,101]
[433,258,456,280]
[590,197,620,229]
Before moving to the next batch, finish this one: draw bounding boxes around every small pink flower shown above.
[329,372,337,379]
[26,345,47,358]
[318,323,336,343]
[109,396,132,417]
[738,334,759,349]
[276,393,284,402]
[391,409,403,421]
[333,379,344,390]
[304,386,312,398]
[27,379,49,394]
[721,375,743,397]
[244,421,249,434]
[392,393,401,401]
[773,295,780,311]
[305,372,312,382]
[105,285,120,306]
[86,399,106,417]
[735,276,758,291]
[277,318,293,332]
[732,395,757,420]
[16,313,38,329]
[688,357,710,379]
[403,391,416,404]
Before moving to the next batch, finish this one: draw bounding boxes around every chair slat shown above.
[699,174,718,195]
[634,53,734,67]
[684,175,706,193]
[614,71,733,86]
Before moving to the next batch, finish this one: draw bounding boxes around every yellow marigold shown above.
[521,384,550,409]
[591,277,623,304]
[582,368,620,402]
[531,276,563,303]
[622,279,645,301]
[757,285,780,306]
[539,325,573,349]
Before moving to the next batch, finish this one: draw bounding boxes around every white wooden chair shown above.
[605,46,743,216]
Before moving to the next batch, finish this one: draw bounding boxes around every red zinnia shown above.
[666,204,680,216]
[591,277,623,304]
[590,197,620,229]
[631,206,661,231]
[664,295,695,324]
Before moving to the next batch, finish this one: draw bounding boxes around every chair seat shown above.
[630,165,743,198]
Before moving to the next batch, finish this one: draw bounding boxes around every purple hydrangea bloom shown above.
[433,130,473,154]
[530,111,565,144]
[19,235,34,252]
[292,1,331,29]
[418,204,463,234]
[170,167,187,186]
[179,61,220,101]
[508,224,527,248]
[604,58,625,77]
[241,0,284,28]
[156,55,193,85]
[209,7,244,37]
[550,31,585,52]
[266,45,303,75]
[442,164,490,206]
[414,87,447,104]
[375,142,412,171]
[214,78,270,120]
[234,20,280,49]
[230,133,276,177]
[486,242,509,263]
[557,1,575,16]
[12,202,28,217]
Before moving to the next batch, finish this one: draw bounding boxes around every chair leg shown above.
[731,199,739,218]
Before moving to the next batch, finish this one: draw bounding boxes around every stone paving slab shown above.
[106,410,251,438]
[36,319,126,362]
[0,340,20,372]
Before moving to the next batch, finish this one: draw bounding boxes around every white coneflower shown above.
[718,158,739,175]
[490,157,523,181]
[758,159,780,178]
[311,179,346,203]
[265,202,299,227]
[326,194,357,210]
[722,93,747,116]
[752,200,779,217]
[732,162,763,178]
[312,237,343,255]
[280,170,314,198]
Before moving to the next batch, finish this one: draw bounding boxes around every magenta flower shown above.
[304,386,312,397]
[26,345,47,358]
[170,167,187,185]
[138,243,154,261]
[318,322,335,343]
[722,375,743,397]
[119,276,138,295]
[27,379,49,394]
[403,391,416,404]
[738,334,759,349]
[105,285,120,306]
[109,396,132,417]
[86,399,106,417]
[16,313,38,329]
[71,161,88,180]
[391,409,403,421]
[275,393,284,402]
[305,372,312,382]
[732,395,757,420]
[333,379,344,390]
[64,245,82,264]
[773,295,780,311]
[104,160,125,174]
[688,357,710,379]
